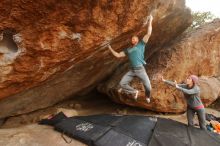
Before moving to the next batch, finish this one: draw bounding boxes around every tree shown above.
[187,11,216,31]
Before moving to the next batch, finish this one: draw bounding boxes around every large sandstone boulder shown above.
[199,76,220,106]
[98,20,220,113]
[0,0,191,118]
[0,124,86,146]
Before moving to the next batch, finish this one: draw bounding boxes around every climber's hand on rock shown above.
[157,74,165,82]
[148,14,153,21]
[107,44,112,49]
[174,80,179,88]
[143,14,153,26]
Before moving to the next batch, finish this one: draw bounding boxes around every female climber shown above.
[159,74,206,130]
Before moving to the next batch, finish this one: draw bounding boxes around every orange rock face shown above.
[0,0,191,117]
[99,20,220,113]
[199,76,220,106]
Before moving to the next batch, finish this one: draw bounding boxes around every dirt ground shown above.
[1,91,220,129]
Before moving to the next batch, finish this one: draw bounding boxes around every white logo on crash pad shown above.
[76,123,94,132]
[126,140,142,146]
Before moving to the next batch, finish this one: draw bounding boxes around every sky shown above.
[186,0,220,18]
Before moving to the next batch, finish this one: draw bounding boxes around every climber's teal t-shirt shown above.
[124,40,146,68]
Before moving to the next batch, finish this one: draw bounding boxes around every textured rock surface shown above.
[0,0,191,118]
[199,76,220,106]
[0,124,86,146]
[98,20,220,113]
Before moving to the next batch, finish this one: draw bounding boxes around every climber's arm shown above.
[143,15,153,43]
[108,45,126,58]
